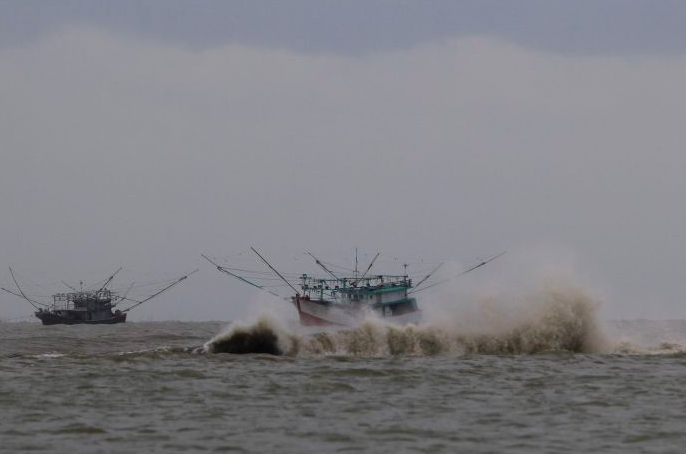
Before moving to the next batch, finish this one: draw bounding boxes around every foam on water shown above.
[207,281,609,356]
[603,319,686,354]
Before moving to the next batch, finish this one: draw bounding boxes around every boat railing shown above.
[299,274,410,289]
[52,290,114,310]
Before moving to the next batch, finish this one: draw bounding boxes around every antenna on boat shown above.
[201,254,281,298]
[409,251,507,295]
[355,248,358,279]
[306,252,339,280]
[120,269,198,313]
[251,247,300,296]
[98,267,123,293]
[353,252,379,285]
[0,267,48,309]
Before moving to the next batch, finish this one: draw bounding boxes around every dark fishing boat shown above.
[2,267,197,325]
[36,289,127,325]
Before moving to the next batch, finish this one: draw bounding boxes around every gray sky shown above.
[2,1,686,321]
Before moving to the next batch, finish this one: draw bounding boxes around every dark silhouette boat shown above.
[35,289,127,325]
[2,267,196,325]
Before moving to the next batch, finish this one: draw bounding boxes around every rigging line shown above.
[409,251,507,295]
[208,264,304,279]
[0,287,40,309]
[97,267,123,293]
[412,262,445,290]
[114,282,136,306]
[214,266,276,276]
[219,268,281,298]
[251,247,300,296]
[214,269,295,279]
[201,255,282,298]
[84,279,105,291]
[320,261,355,272]
[121,269,198,313]
[116,278,190,289]
[212,275,285,282]
[353,252,380,285]
[306,252,339,280]
[61,280,78,292]
[6,267,47,308]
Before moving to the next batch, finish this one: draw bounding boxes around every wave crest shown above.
[207,283,607,356]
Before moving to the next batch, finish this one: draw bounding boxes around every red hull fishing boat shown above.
[204,248,504,327]
[292,272,421,327]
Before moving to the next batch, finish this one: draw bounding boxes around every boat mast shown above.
[251,247,300,296]
[355,248,358,280]
[353,252,379,285]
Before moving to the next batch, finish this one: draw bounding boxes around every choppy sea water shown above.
[2,314,686,453]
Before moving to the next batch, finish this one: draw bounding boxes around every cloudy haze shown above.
[2,1,686,321]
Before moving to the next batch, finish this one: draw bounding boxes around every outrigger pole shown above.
[0,287,43,310]
[0,267,48,309]
[201,254,281,298]
[120,269,199,313]
[306,252,339,280]
[409,251,507,295]
[97,267,123,293]
[251,247,300,296]
[412,262,445,290]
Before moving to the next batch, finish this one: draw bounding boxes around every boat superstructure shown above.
[294,274,420,326]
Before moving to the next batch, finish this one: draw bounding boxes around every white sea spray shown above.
[208,280,609,356]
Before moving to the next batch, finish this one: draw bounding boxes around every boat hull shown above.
[35,311,127,325]
[294,296,421,327]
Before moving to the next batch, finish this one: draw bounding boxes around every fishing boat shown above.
[2,267,197,325]
[293,273,420,326]
[36,288,127,325]
[203,248,504,327]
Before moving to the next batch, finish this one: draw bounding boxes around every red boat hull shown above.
[293,296,420,327]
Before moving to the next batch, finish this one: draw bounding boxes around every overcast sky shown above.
[2,1,686,321]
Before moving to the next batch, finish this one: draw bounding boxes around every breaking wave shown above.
[206,283,608,356]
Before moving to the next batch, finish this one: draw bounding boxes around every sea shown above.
[2,292,686,453]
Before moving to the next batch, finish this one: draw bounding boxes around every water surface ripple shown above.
[1,321,685,453]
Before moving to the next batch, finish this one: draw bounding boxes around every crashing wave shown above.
[206,282,607,356]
